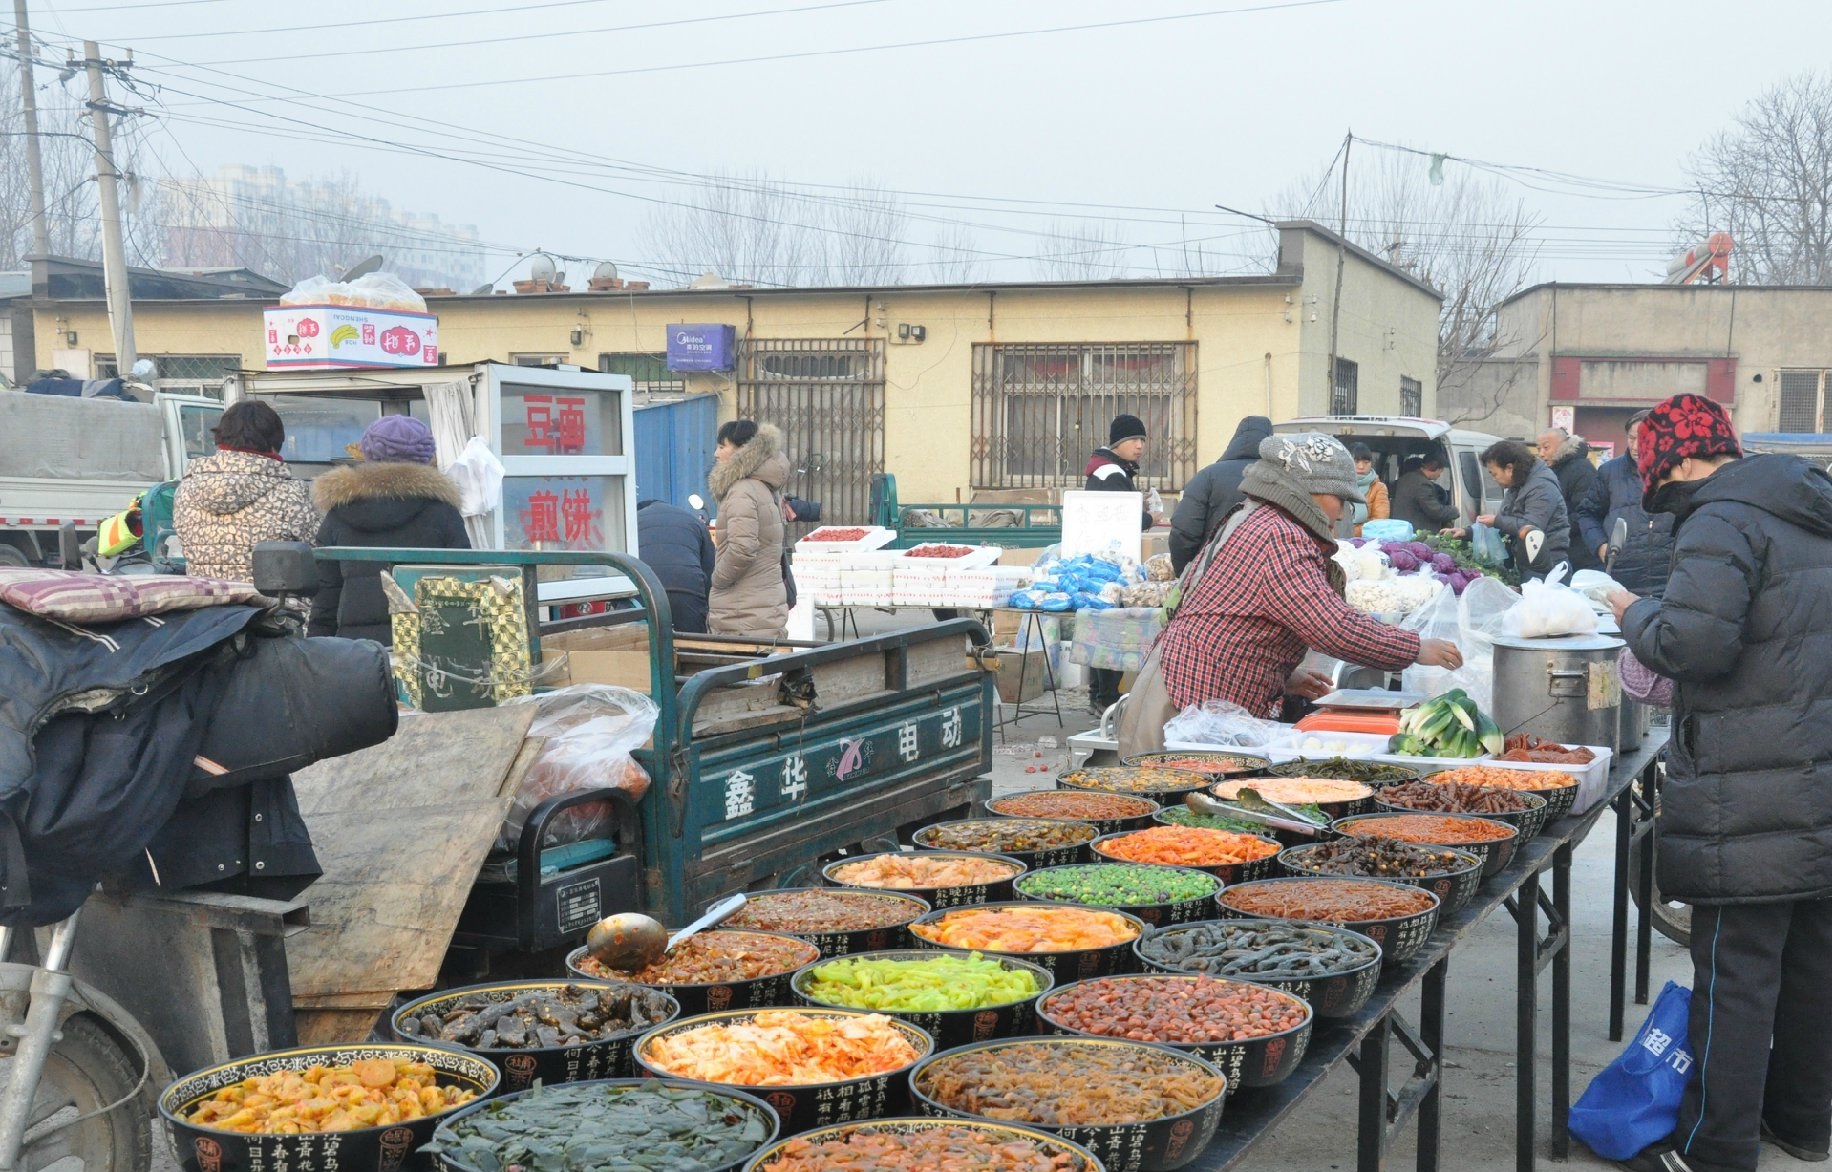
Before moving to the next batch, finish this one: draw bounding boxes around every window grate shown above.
[970,342,1197,490]
[599,352,686,396]
[95,353,240,398]
[1332,357,1359,415]
[1400,375,1422,417]
[1778,370,1825,434]
[738,338,885,525]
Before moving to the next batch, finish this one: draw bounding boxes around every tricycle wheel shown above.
[1628,835,1692,948]
[8,1013,152,1172]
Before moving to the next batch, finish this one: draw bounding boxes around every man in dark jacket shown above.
[1390,452,1461,533]
[1083,414,1160,714]
[307,417,472,643]
[637,499,715,633]
[1610,393,1832,1172]
[1539,428,1602,570]
[1169,415,1271,574]
[1575,412,1675,596]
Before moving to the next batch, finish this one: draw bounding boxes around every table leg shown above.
[1358,1014,1391,1172]
[1517,870,1541,1172]
[1610,782,1631,1042]
[1636,763,1656,1006]
[1033,612,1063,729]
[1419,958,1447,1172]
[1553,844,1573,1159]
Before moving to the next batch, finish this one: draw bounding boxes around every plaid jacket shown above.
[1157,504,1420,717]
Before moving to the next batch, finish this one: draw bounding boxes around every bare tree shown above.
[1678,70,1832,285]
[0,56,129,267]
[1273,149,1543,424]
[642,172,911,286]
[1032,219,1130,281]
[925,222,982,284]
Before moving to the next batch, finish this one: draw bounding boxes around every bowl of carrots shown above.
[908,902,1147,982]
[634,1009,934,1137]
[1090,825,1283,884]
[822,850,1026,909]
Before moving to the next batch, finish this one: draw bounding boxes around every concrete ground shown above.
[841,605,1813,1172]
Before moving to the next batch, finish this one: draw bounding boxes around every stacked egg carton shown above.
[945,565,1035,609]
[840,551,903,606]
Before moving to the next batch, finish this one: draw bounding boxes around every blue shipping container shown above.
[633,394,719,509]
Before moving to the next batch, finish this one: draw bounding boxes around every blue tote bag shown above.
[1569,981,1695,1159]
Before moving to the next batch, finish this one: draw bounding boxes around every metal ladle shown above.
[584,893,748,971]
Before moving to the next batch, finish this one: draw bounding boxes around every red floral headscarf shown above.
[1635,393,1742,501]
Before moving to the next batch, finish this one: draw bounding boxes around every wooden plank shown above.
[285,707,537,1001]
[295,1010,386,1047]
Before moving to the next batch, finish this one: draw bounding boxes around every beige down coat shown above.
[172,450,320,583]
[707,424,790,639]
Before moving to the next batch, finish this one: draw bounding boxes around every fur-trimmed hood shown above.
[708,423,791,502]
[1550,434,1591,467]
[312,461,463,536]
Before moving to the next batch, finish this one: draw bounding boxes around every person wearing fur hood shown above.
[707,419,790,639]
[307,416,470,644]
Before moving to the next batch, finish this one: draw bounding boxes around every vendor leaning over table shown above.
[1154,433,1462,719]
[1605,394,1832,1172]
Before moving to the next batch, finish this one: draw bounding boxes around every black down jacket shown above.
[1169,416,1273,574]
[1547,436,1601,571]
[636,500,715,634]
[1621,455,1832,904]
[308,461,472,644]
[1574,454,1675,597]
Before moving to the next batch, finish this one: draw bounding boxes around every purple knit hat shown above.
[359,416,437,464]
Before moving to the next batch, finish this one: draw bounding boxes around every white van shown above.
[1274,415,1505,528]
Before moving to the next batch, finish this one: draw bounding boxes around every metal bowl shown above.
[391,979,678,1090]
[791,949,1053,1050]
[160,1043,500,1172]
[1133,919,1382,1019]
[721,887,930,958]
[1216,876,1442,968]
[634,1009,934,1136]
[823,850,1026,909]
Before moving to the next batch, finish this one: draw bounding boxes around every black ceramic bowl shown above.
[741,1118,1105,1172]
[823,850,1026,909]
[910,1036,1227,1172]
[912,818,1099,871]
[791,949,1054,1050]
[908,901,1148,981]
[1334,811,1521,882]
[565,929,820,1017]
[986,789,1162,836]
[1423,766,1581,822]
[1132,919,1383,1019]
[634,1008,934,1136]
[427,1078,779,1172]
[1016,863,1222,929]
[160,1044,500,1172]
[1122,750,1272,782]
[722,888,931,958]
[1265,757,1423,787]
[1374,786,1550,846]
[1277,841,1484,917]
[392,979,678,1091]
[1208,776,1377,822]
[1216,876,1442,968]
[1090,827,1282,885]
[1057,766,1213,807]
[1035,972,1311,1091]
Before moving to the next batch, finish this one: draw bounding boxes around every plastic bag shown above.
[1361,518,1415,543]
[444,435,505,518]
[1162,700,1284,750]
[1400,575,1518,711]
[1469,522,1508,567]
[1570,982,1694,1159]
[1568,568,1623,607]
[1502,564,1598,638]
[348,271,428,313]
[278,274,348,306]
[499,685,658,851]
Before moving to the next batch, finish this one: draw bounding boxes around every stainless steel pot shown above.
[1619,696,1649,752]
[1490,633,1625,755]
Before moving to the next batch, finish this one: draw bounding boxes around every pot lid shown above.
[1490,633,1626,652]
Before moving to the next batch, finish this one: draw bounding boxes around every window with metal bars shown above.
[1778,370,1827,433]
[1400,375,1422,416]
[1332,357,1359,415]
[95,353,240,398]
[970,342,1197,490]
[598,352,686,396]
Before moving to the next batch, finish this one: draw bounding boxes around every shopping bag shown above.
[1568,981,1694,1159]
[1502,564,1599,638]
[1470,522,1508,567]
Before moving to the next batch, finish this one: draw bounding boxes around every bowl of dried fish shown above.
[426,1078,779,1172]
[393,980,678,1091]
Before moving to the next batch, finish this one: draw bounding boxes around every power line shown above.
[48,0,233,11]
[149,1,1350,103]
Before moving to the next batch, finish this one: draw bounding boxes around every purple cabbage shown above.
[1388,549,1420,572]
[1406,541,1434,560]
[1430,552,1457,573]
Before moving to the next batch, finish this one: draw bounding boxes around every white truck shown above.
[0,390,223,566]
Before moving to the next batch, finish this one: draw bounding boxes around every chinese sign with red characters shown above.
[503,477,610,551]
[502,389,616,456]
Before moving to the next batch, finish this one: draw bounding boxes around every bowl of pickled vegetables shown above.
[722,887,931,958]
[823,850,1025,909]
[912,817,1099,870]
[791,949,1052,1049]
[908,901,1146,981]
[566,929,819,1018]
[742,1118,1103,1172]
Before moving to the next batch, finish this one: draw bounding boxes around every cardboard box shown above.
[263,304,440,370]
[992,646,1049,704]
[540,625,655,694]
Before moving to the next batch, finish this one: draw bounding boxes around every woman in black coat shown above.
[307,416,470,644]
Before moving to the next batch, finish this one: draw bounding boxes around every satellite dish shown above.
[339,254,385,282]
[593,261,619,282]
[470,284,493,295]
[528,254,558,283]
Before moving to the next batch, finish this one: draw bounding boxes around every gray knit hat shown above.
[1256,433,1365,504]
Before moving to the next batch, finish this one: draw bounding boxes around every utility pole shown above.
[12,0,48,260]
[81,39,135,371]
[1326,131,1351,412]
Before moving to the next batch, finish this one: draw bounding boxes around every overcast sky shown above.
[21,0,1831,288]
